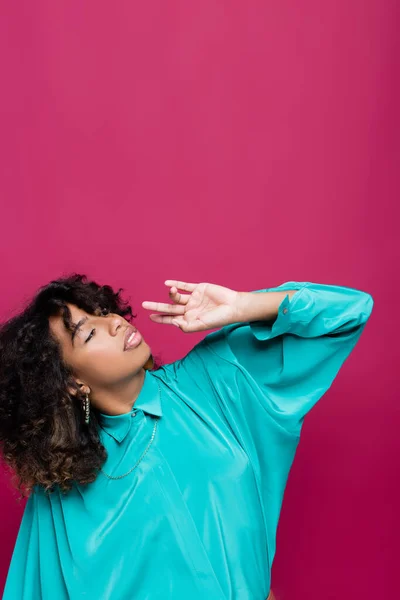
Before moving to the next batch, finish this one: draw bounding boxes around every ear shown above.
[68,381,91,396]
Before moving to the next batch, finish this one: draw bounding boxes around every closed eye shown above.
[85,328,96,343]
[84,311,110,343]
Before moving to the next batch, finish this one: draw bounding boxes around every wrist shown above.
[234,290,297,323]
[234,291,260,323]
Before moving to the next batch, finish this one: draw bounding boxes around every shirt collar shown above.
[98,370,163,443]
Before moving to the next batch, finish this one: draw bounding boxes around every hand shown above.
[141,280,242,333]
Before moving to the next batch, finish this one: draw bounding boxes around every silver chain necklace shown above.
[99,376,160,480]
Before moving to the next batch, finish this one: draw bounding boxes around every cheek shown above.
[79,338,149,381]
[81,344,131,376]
[85,345,121,368]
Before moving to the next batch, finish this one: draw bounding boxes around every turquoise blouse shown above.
[3,281,374,600]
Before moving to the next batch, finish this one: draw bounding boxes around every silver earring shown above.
[83,393,90,424]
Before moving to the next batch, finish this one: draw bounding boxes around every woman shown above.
[1,273,373,599]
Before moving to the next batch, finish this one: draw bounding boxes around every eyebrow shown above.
[71,316,89,346]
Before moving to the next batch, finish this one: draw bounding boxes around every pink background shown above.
[0,1,398,598]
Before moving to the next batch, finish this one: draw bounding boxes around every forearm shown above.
[235,289,298,323]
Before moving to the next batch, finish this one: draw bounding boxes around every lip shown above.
[123,326,142,351]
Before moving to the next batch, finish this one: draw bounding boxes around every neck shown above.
[91,368,146,416]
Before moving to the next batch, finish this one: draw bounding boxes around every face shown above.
[48,303,153,398]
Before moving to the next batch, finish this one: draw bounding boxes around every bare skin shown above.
[49,280,291,418]
[48,303,153,416]
[48,280,239,417]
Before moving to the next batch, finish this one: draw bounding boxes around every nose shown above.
[110,316,124,336]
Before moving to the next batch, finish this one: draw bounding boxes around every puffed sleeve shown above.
[196,281,374,435]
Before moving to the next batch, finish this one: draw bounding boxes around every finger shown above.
[164,280,197,292]
[142,300,185,314]
[149,314,184,327]
[168,285,190,305]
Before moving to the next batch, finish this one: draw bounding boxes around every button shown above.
[131,412,137,418]
[283,308,288,314]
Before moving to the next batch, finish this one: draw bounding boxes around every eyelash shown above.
[85,328,96,343]
[84,309,109,343]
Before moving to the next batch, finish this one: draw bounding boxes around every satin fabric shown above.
[3,281,373,599]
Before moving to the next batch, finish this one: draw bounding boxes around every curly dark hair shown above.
[0,273,162,501]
